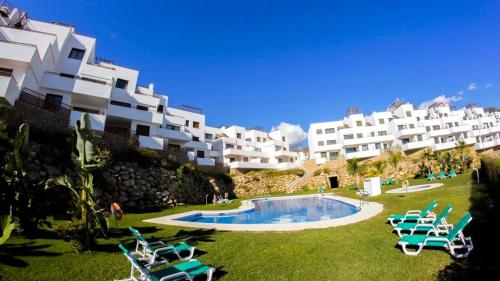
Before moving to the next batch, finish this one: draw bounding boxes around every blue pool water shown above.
[175,196,359,224]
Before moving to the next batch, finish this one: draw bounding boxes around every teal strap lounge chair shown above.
[437,171,447,179]
[426,172,435,181]
[119,244,215,281]
[129,227,195,263]
[398,212,473,258]
[449,169,457,178]
[387,201,437,226]
[394,204,453,237]
[385,178,393,185]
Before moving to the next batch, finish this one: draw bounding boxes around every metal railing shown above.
[0,1,14,17]
[18,88,71,118]
[173,105,203,114]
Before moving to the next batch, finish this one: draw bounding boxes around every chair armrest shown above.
[145,260,168,269]
[405,210,421,215]
[414,223,435,230]
[147,241,165,246]
[159,272,191,281]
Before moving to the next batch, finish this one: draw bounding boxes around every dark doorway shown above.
[328,176,339,188]
[136,125,150,136]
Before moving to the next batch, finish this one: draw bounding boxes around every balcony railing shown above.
[173,104,203,114]
[18,88,71,118]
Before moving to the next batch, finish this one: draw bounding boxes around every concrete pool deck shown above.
[385,183,444,194]
[144,194,384,232]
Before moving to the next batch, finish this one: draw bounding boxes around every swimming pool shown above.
[144,195,384,231]
[175,196,359,224]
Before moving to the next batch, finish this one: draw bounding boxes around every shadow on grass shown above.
[0,242,61,268]
[437,162,499,280]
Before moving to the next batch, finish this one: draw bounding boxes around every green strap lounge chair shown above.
[449,169,457,178]
[426,172,435,181]
[437,171,447,179]
[119,244,215,281]
[398,212,473,258]
[129,227,195,263]
[387,201,437,226]
[394,204,453,237]
[385,178,393,185]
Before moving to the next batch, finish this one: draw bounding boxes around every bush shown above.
[246,168,305,177]
[313,168,331,176]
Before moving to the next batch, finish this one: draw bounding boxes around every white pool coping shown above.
[385,183,444,194]
[143,194,384,232]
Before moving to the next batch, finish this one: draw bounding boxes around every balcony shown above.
[185,141,210,150]
[273,150,298,158]
[138,135,164,150]
[433,142,457,151]
[343,134,394,146]
[228,161,276,169]
[397,127,426,138]
[197,157,215,166]
[277,162,301,170]
[475,139,500,150]
[158,128,191,143]
[18,88,71,118]
[107,104,163,124]
[69,111,106,132]
[401,139,434,151]
[41,72,112,101]
[345,149,380,160]
[111,88,159,107]
[165,115,185,126]
[223,148,265,158]
[428,126,469,138]
[0,74,20,105]
[0,39,37,64]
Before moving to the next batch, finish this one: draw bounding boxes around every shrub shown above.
[313,168,331,176]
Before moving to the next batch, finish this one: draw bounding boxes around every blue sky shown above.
[18,0,500,145]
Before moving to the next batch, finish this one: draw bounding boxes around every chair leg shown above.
[400,243,424,256]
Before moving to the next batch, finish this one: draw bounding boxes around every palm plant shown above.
[388,149,403,182]
[46,113,109,252]
[455,140,471,173]
[436,151,448,172]
[421,148,434,173]
[346,158,362,189]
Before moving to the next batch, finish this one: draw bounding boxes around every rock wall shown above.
[231,173,300,197]
[302,167,355,190]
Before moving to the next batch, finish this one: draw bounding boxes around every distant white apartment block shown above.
[309,102,500,164]
[0,5,300,170]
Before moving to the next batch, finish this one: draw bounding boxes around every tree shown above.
[346,158,362,189]
[46,113,109,252]
[388,149,403,182]
[455,140,471,173]
[421,148,434,173]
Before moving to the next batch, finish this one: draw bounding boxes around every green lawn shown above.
[0,174,475,280]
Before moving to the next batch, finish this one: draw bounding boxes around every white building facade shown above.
[0,5,299,169]
[309,103,500,164]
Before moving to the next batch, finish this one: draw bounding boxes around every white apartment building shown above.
[0,4,298,170]
[309,102,500,164]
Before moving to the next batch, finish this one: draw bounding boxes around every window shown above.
[0,67,13,77]
[375,143,381,149]
[454,122,459,126]
[205,133,213,140]
[378,131,387,136]
[59,73,75,79]
[192,136,200,142]
[44,94,63,112]
[371,132,375,137]
[356,121,363,127]
[409,124,415,129]
[237,145,242,149]
[320,152,327,158]
[329,152,339,160]
[275,146,282,151]
[282,136,286,142]
[73,107,99,114]
[318,141,325,146]
[402,138,410,145]
[417,117,421,121]
[157,105,164,113]
[325,128,335,134]
[357,133,363,138]
[426,126,430,132]
[68,48,85,60]
[472,125,479,130]
[110,100,131,108]
[406,111,412,117]
[432,125,440,130]
[398,125,405,130]
[166,125,180,131]
[344,134,354,140]
[316,129,323,135]
[257,137,261,142]
[446,122,453,129]
[136,105,148,111]
[417,135,423,142]
[362,144,368,151]
[193,121,200,129]
[379,119,385,125]
[196,150,205,158]
[185,120,189,126]
[136,125,150,136]
[236,133,242,139]
[226,144,234,149]
[326,140,336,145]
[115,79,128,89]
[345,147,357,153]
[463,132,468,139]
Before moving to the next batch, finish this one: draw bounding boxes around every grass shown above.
[0,174,476,280]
